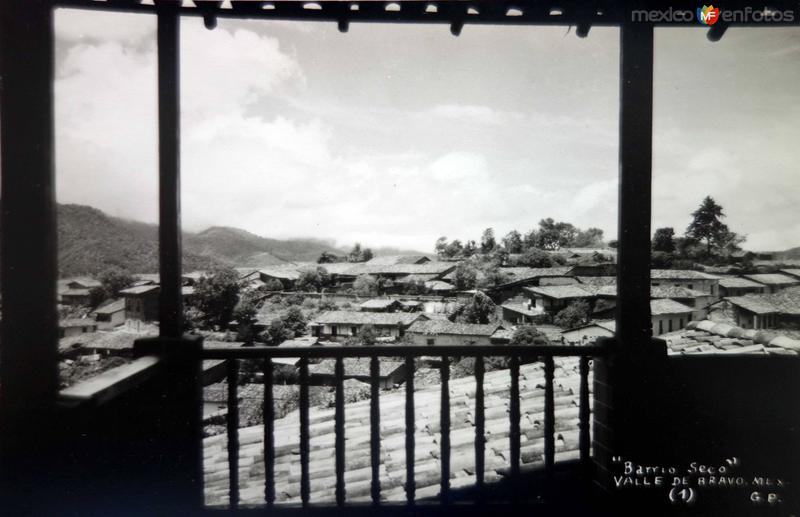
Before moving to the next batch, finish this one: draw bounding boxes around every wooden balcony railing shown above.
[200,344,607,509]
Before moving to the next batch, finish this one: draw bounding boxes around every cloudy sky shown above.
[54,9,800,252]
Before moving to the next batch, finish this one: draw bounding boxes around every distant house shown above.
[500,303,539,325]
[59,318,98,338]
[133,273,160,285]
[562,248,617,264]
[359,298,401,313]
[119,285,160,322]
[726,287,800,330]
[181,271,206,286]
[718,276,767,297]
[406,319,505,347]
[66,277,102,290]
[568,262,617,277]
[424,280,456,295]
[522,285,594,315]
[650,270,720,297]
[651,299,694,336]
[562,320,616,345]
[259,268,301,290]
[90,298,126,329]
[365,255,431,266]
[780,269,800,281]
[309,311,425,340]
[650,285,715,321]
[309,358,406,389]
[271,336,321,370]
[398,300,424,312]
[60,288,93,306]
[742,273,800,294]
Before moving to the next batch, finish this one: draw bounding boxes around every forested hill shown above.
[57,204,222,277]
[55,204,346,276]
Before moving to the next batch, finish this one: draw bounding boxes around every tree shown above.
[502,230,524,254]
[361,248,374,262]
[194,267,241,329]
[452,262,478,290]
[652,227,676,253]
[453,291,497,324]
[463,240,478,257]
[296,266,330,292]
[553,300,590,329]
[522,229,538,251]
[651,251,673,269]
[573,228,604,248]
[686,196,729,255]
[444,239,464,258]
[282,306,307,337]
[264,278,284,292]
[98,267,135,298]
[232,297,258,344]
[516,248,555,268]
[608,240,618,249]
[536,218,577,250]
[348,243,364,262]
[356,324,378,346]
[435,237,449,257]
[317,251,339,264]
[353,275,378,296]
[479,267,510,289]
[510,325,549,346]
[480,228,496,253]
[263,319,293,345]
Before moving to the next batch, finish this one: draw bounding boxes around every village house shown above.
[90,299,126,330]
[397,299,424,312]
[562,320,616,345]
[650,269,721,297]
[489,267,577,305]
[58,318,98,338]
[742,273,800,294]
[270,336,321,371]
[133,273,160,286]
[258,268,301,290]
[308,358,406,389]
[358,298,401,313]
[718,276,767,297]
[726,287,800,330]
[661,319,800,356]
[651,299,694,336]
[423,280,456,295]
[119,285,160,322]
[650,285,714,321]
[780,268,800,281]
[522,285,594,315]
[406,319,505,347]
[364,255,431,266]
[500,303,540,325]
[58,277,102,306]
[309,311,425,340]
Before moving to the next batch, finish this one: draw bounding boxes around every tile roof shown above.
[65,277,102,289]
[650,299,694,316]
[365,255,430,266]
[650,285,707,299]
[60,318,97,328]
[59,330,143,352]
[359,299,400,310]
[743,273,800,286]
[497,267,574,280]
[312,311,423,326]
[718,277,766,289]
[119,285,160,295]
[309,358,405,378]
[564,320,616,334]
[259,268,301,281]
[662,320,800,355]
[651,269,720,280]
[203,357,590,506]
[407,320,503,337]
[780,269,800,279]
[523,285,593,300]
[726,286,800,316]
[92,298,125,314]
[576,276,616,286]
[346,262,456,277]
[424,280,455,291]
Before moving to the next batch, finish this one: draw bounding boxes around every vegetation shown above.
[686,196,745,256]
[452,263,478,290]
[347,243,374,263]
[553,300,591,329]
[193,267,241,329]
[353,275,379,296]
[295,266,330,292]
[452,292,497,324]
[510,325,549,345]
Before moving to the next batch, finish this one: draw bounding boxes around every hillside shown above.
[57,204,224,277]
[780,246,800,259]
[185,226,341,265]
[53,204,430,277]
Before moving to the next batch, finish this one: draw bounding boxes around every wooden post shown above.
[157,3,183,338]
[616,20,654,350]
[0,0,59,511]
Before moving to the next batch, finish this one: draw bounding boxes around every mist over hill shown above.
[54,204,427,277]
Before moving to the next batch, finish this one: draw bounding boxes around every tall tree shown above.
[317,251,339,264]
[361,248,374,262]
[348,243,363,262]
[453,292,496,324]
[652,227,676,253]
[452,262,478,290]
[463,240,478,257]
[194,267,241,329]
[444,239,464,258]
[480,228,496,253]
[536,218,577,250]
[435,236,448,257]
[573,227,604,248]
[502,230,524,253]
[686,196,729,255]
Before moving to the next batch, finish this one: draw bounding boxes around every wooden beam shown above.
[157,4,183,338]
[0,0,59,509]
[616,20,654,350]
